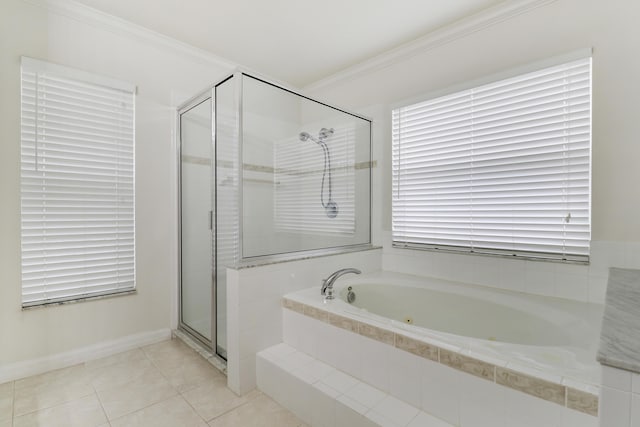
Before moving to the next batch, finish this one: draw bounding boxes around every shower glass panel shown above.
[241,75,371,258]
[179,98,213,344]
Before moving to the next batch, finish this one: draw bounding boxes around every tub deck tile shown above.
[440,349,495,381]
[282,298,304,314]
[566,388,599,417]
[496,367,565,405]
[358,323,395,346]
[303,305,328,322]
[328,313,360,333]
[394,334,438,362]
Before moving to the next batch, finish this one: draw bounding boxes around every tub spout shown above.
[321,268,361,301]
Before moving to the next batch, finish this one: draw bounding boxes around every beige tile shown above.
[14,366,94,416]
[155,353,226,393]
[303,305,328,322]
[282,299,304,314]
[0,419,12,427]
[85,348,148,371]
[207,393,304,427]
[90,358,159,393]
[97,369,177,420]
[0,381,13,422]
[566,387,598,417]
[110,395,207,427]
[496,367,565,405]
[14,394,107,427]
[395,334,438,361]
[440,350,495,381]
[358,323,395,346]
[14,364,87,391]
[142,339,198,363]
[182,381,260,422]
[328,313,359,333]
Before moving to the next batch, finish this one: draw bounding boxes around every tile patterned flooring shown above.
[0,338,308,427]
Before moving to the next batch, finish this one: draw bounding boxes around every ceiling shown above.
[72,0,505,87]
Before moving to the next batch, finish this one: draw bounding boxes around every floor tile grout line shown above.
[203,390,265,424]
[106,393,182,425]
[11,380,15,427]
[91,380,111,425]
[178,389,211,425]
[92,341,182,423]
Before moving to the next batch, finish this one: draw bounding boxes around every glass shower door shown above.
[179,98,214,345]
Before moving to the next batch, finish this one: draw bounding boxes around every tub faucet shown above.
[321,268,361,301]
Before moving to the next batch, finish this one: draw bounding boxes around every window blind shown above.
[20,57,136,306]
[392,56,591,262]
[274,126,356,235]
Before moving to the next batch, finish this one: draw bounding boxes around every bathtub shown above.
[335,272,603,383]
[281,271,603,421]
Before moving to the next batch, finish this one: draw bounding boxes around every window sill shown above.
[22,289,137,311]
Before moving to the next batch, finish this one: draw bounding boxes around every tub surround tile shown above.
[496,367,565,405]
[358,323,395,346]
[598,268,640,374]
[282,298,304,314]
[303,305,328,322]
[328,313,360,332]
[258,345,455,427]
[345,382,387,409]
[439,350,495,381]
[407,411,452,427]
[566,387,598,417]
[372,395,420,427]
[395,334,438,362]
[282,297,599,416]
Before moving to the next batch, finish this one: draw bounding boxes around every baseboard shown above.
[0,328,171,383]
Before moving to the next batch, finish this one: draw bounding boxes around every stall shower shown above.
[177,73,372,363]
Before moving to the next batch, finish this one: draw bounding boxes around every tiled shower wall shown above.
[384,239,640,304]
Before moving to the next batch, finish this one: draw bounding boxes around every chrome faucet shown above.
[321,268,361,300]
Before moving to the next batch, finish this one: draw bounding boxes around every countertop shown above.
[597,267,640,373]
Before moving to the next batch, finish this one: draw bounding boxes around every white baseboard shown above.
[0,328,171,383]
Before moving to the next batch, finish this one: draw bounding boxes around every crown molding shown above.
[22,0,237,70]
[304,0,558,92]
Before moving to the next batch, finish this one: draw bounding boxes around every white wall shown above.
[306,0,640,304]
[0,0,233,376]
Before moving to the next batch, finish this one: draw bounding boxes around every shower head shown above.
[299,131,312,142]
[318,127,334,141]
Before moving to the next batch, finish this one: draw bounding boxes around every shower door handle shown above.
[208,210,213,231]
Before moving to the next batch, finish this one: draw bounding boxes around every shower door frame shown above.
[176,88,219,358]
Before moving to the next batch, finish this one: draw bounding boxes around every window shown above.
[392,55,591,262]
[20,57,136,307]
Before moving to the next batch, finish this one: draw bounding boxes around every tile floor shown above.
[0,338,308,427]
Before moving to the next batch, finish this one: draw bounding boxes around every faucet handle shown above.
[320,279,328,295]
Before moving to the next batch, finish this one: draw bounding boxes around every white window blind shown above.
[20,57,136,307]
[274,126,356,234]
[392,56,591,262]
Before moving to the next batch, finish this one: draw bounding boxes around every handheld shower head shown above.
[299,127,338,218]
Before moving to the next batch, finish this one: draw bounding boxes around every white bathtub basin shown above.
[313,271,604,384]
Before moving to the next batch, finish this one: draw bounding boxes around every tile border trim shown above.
[282,297,598,417]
